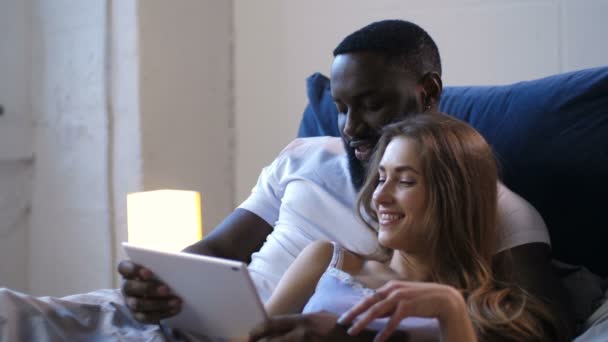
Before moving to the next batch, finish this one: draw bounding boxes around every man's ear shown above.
[420,72,443,109]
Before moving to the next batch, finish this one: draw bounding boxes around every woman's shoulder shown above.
[299,240,336,264]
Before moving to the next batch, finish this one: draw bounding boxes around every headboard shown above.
[298,67,608,277]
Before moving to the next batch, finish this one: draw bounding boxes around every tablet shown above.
[122,242,267,339]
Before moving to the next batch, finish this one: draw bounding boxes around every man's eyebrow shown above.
[332,89,378,102]
[379,165,420,174]
[353,89,378,100]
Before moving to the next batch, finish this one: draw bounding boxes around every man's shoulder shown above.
[496,181,550,250]
[280,136,344,155]
[276,137,345,165]
[497,182,539,216]
[261,136,348,184]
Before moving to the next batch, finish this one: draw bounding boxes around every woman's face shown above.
[372,136,428,252]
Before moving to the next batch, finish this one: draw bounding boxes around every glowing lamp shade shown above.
[127,189,203,252]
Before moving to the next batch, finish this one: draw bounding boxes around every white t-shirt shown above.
[239,137,550,301]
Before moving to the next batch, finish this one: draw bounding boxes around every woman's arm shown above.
[338,281,477,342]
[264,240,335,316]
[438,287,478,342]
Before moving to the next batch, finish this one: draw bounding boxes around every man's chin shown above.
[356,158,370,170]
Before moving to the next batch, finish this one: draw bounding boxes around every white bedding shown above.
[0,288,164,341]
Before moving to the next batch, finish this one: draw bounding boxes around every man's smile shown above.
[349,140,374,161]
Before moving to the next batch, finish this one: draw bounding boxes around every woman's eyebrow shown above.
[378,164,420,174]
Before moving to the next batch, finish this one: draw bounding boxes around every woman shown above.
[263,113,559,341]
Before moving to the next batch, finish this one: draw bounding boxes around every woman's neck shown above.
[389,250,431,282]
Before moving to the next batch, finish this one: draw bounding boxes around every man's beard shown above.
[344,141,368,191]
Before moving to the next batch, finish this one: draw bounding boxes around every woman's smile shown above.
[378,211,405,226]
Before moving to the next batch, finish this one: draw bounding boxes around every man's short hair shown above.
[333,19,442,77]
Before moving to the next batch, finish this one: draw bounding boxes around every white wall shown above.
[110,0,142,287]
[108,0,235,287]
[0,0,234,296]
[0,0,34,161]
[0,161,31,292]
[137,0,233,237]
[0,0,34,292]
[233,0,608,203]
[28,0,114,296]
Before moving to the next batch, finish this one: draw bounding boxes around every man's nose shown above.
[342,112,360,140]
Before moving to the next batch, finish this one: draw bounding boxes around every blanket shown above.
[0,288,163,341]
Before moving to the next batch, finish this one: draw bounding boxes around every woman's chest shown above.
[352,261,404,290]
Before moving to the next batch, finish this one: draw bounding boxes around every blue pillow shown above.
[299,73,341,138]
[298,67,608,276]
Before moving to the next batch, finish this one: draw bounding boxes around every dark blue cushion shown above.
[298,67,608,276]
[298,73,341,138]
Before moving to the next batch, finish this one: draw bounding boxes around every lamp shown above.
[127,189,203,252]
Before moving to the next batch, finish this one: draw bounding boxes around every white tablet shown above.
[122,242,267,339]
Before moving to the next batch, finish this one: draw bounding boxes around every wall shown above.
[28,0,114,296]
[110,0,142,286]
[137,0,233,236]
[108,0,234,285]
[0,0,233,295]
[0,162,31,292]
[233,0,608,203]
[0,0,34,292]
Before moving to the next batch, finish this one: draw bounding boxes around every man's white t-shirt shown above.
[239,137,550,301]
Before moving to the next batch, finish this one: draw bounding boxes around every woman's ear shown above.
[420,72,443,110]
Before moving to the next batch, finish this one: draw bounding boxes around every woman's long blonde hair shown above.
[357,113,559,341]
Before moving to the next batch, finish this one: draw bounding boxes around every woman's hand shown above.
[337,280,476,342]
[249,312,345,341]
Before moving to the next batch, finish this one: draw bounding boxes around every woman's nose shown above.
[373,183,394,205]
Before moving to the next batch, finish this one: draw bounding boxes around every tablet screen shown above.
[123,242,267,339]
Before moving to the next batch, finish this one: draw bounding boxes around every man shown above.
[120,20,573,340]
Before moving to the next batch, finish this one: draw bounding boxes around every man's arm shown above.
[118,208,272,323]
[495,242,575,341]
[182,208,273,263]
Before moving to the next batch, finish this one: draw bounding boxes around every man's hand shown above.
[117,210,272,325]
[117,260,182,324]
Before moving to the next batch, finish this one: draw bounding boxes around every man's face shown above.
[330,52,424,188]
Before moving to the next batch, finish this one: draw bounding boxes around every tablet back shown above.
[123,242,267,339]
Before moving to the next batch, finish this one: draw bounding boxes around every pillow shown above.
[298,67,608,277]
[298,73,341,138]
